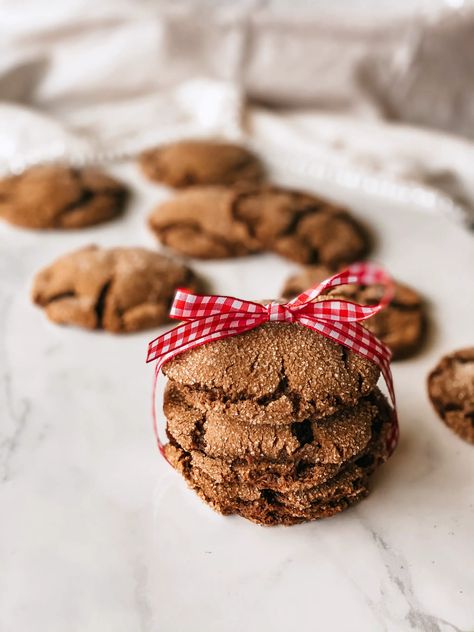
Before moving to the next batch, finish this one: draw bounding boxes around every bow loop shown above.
[169,288,266,322]
[295,298,386,323]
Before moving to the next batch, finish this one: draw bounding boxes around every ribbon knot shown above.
[266,301,294,322]
[147,262,399,456]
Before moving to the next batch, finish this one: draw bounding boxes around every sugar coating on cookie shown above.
[282,264,426,360]
[428,348,474,443]
[139,140,263,188]
[32,246,202,333]
[177,392,393,493]
[0,165,127,229]
[164,402,393,526]
[165,381,378,461]
[163,322,380,419]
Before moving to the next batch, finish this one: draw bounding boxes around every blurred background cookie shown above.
[32,246,203,333]
[428,348,474,444]
[139,140,264,188]
[0,165,127,229]
[149,184,368,264]
[282,265,426,360]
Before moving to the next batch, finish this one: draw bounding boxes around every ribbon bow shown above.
[147,262,398,455]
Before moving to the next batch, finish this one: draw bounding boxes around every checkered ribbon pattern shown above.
[147,262,399,456]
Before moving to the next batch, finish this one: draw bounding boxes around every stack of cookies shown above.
[162,322,394,526]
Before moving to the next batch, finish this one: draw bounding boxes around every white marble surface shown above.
[1,162,473,632]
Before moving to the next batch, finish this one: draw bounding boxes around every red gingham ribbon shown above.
[147,262,399,457]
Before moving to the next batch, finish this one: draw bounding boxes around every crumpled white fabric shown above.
[1,0,474,225]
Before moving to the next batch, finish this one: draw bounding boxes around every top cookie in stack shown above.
[162,322,394,526]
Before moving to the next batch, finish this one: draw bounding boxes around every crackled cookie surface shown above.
[428,348,474,443]
[0,165,127,229]
[165,410,393,527]
[139,140,263,188]
[32,246,202,333]
[163,322,380,420]
[168,446,373,526]
[282,265,426,360]
[149,185,367,263]
[165,383,379,461]
[176,394,393,493]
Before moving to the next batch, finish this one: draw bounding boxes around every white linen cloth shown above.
[1,0,474,225]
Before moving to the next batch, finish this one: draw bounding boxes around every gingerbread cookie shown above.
[165,383,377,462]
[163,322,380,421]
[149,185,368,264]
[166,443,374,526]
[282,265,426,360]
[428,348,474,443]
[181,394,393,494]
[32,246,202,333]
[139,140,263,188]
[165,435,392,527]
[0,165,127,229]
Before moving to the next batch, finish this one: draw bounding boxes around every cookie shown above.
[164,389,393,493]
[148,186,263,259]
[428,348,474,443]
[149,185,368,264]
[139,140,263,188]
[166,442,374,526]
[282,265,426,360]
[165,382,377,462]
[32,246,202,333]
[163,322,380,422]
[0,165,127,229]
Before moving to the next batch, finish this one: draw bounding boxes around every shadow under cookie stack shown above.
[162,322,394,526]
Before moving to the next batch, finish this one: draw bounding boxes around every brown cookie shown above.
[148,185,368,264]
[428,348,474,443]
[163,322,380,421]
[32,246,202,333]
[282,265,426,360]
[165,381,377,462]
[164,389,393,493]
[166,442,374,526]
[139,140,263,188]
[148,186,263,259]
[0,165,127,229]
